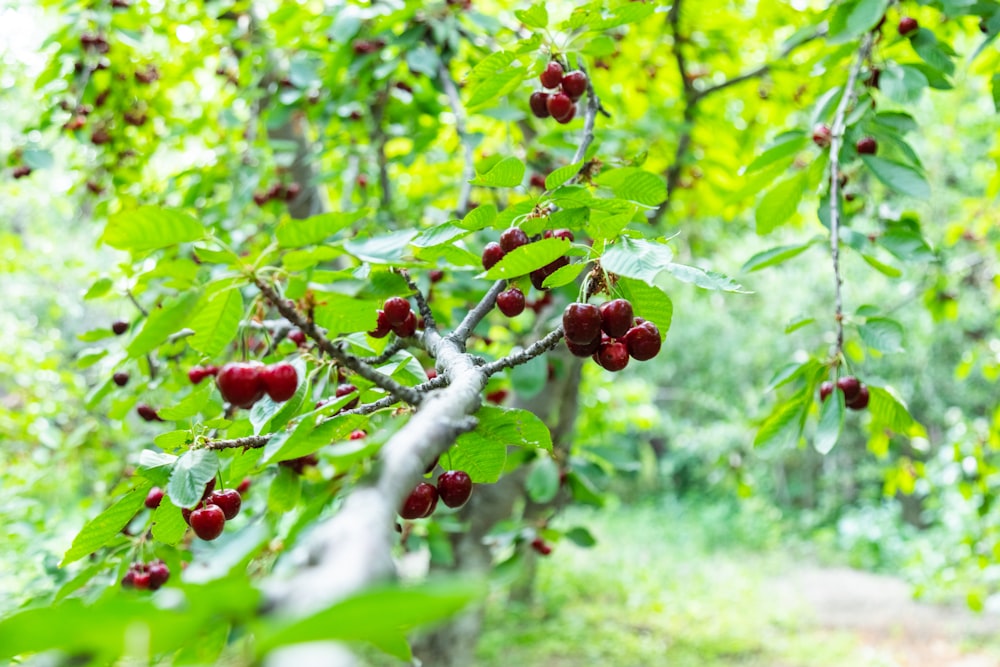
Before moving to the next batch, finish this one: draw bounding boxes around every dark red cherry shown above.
[856,137,877,155]
[819,381,835,402]
[147,561,170,590]
[543,229,575,242]
[546,93,574,121]
[236,477,252,494]
[112,320,129,335]
[599,299,634,338]
[898,16,918,36]
[113,371,130,387]
[595,340,629,371]
[561,71,588,100]
[261,363,298,402]
[566,336,602,357]
[393,310,418,337]
[482,242,506,270]
[216,362,266,408]
[437,470,473,508]
[847,385,870,410]
[529,91,550,118]
[499,227,530,253]
[136,404,163,422]
[208,489,242,520]
[836,376,862,402]
[540,61,564,89]
[562,303,603,345]
[383,297,412,327]
[145,487,164,509]
[496,287,526,317]
[530,537,552,556]
[369,310,392,338]
[812,124,832,148]
[623,321,661,361]
[189,504,226,541]
[336,383,360,410]
[399,482,438,520]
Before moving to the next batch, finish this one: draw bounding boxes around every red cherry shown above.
[369,310,392,338]
[383,297,412,327]
[529,173,548,189]
[429,269,445,283]
[836,376,862,402]
[113,371,130,387]
[201,478,217,500]
[145,487,164,509]
[819,381,834,402]
[496,288,526,317]
[812,124,832,148]
[499,227,530,253]
[599,299,634,338]
[847,385,870,410]
[121,569,135,588]
[554,104,576,124]
[349,429,367,440]
[560,71,588,99]
[261,363,298,402]
[623,321,661,361]
[136,404,163,422]
[562,303,603,345]
[425,368,438,380]
[546,93,574,121]
[216,362,266,408]
[189,504,226,541]
[898,16,918,36]
[482,242,506,270]
[131,571,151,589]
[236,477,252,494]
[530,256,569,290]
[188,367,207,384]
[393,310,418,337]
[336,383,360,410]
[112,320,129,335]
[529,91,550,118]
[565,336,602,357]
[181,507,193,525]
[208,489,242,520]
[284,182,301,201]
[543,228,575,242]
[399,482,438,520]
[530,537,552,556]
[540,61,564,89]
[288,329,306,345]
[147,561,170,590]
[856,137,877,155]
[437,470,473,508]
[486,389,508,404]
[595,340,629,372]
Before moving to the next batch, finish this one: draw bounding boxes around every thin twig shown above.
[570,63,604,167]
[439,59,475,216]
[254,276,423,405]
[828,33,874,360]
[125,289,149,317]
[358,338,408,365]
[449,279,506,344]
[481,327,565,377]
[398,268,437,332]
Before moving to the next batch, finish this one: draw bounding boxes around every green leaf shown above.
[861,156,930,199]
[411,223,472,248]
[860,253,902,278]
[458,204,498,230]
[476,406,552,451]
[616,277,672,339]
[21,148,54,170]
[599,237,674,284]
[510,353,547,399]
[313,293,382,335]
[157,383,214,421]
[126,291,201,358]
[564,526,597,547]
[61,481,153,565]
[102,207,204,252]
[151,500,187,545]
[526,456,560,503]
[814,389,844,455]
[657,263,750,293]
[878,227,935,262]
[541,260,586,288]
[867,385,924,436]
[828,0,891,43]
[250,365,308,436]
[992,73,1000,112]
[754,394,809,448]
[261,407,366,465]
[741,238,818,273]
[268,465,301,513]
[514,4,548,28]
[755,173,806,234]
[746,133,808,173]
[467,66,526,110]
[858,317,904,353]
[342,230,417,264]
[910,28,955,75]
[188,287,243,357]
[880,64,928,104]
[167,449,220,508]
[405,45,441,78]
[450,432,507,483]
[482,237,571,280]
[595,167,667,206]
[83,277,113,300]
[276,211,366,248]
[545,161,584,190]
[470,156,526,188]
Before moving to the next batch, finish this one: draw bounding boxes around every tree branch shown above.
[439,59,475,217]
[827,33,874,360]
[357,338,408,365]
[253,276,423,405]
[449,280,506,345]
[481,327,565,378]
[398,269,437,333]
[570,63,604,168]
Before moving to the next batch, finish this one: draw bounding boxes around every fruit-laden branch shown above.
[399,268,437,332]
[827,33,874,360]
[439,59,476,217]
[253,277,424,406]
[449,280,507,344]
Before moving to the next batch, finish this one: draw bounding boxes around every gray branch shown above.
[449,280,506,345]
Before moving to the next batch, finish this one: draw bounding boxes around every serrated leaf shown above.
[61,481,153,565]
[449,432,507,483]
[458,204,498,230]
[878,228,935,262]
[411,223,472,248]
[514,4,548,28]
[564,526,597,547]
[742,238,819,273]
[276,211,366,248]
[151,500,187,545]
[476,406,552,451]
[815,390,844,454]
[755,173,806,234]
[83,277,113,300]
[126,291,201,358]
[482,238,571,280]
[861,156,930,199]
[261,407,366,465]
[188,287,243,357]
[910,28,955,75]
[600,237,674,283]
[616,277,672,339]
[342,230,417,264]
[471,156,525,188]
[157,383,214,421]
[595,167,667,206]
[881,64,928,104]
[526,457,560,503]
[167,449,220,508]
[268,465,301,513]
[541,261,585,289]
[102,207,204,252]
[313,293,382,335]
[544,162,583,190]
[153,431,193,453]
[466,68,525,110]
[657,263,750,293]
[859,317,904,353]
[746,133,808,173]
[754,394,809,448]
[867,386,923,435]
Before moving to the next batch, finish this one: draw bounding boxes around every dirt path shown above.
[774,567,1000,666]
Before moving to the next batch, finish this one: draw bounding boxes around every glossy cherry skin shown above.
[836,376,862,402]
[437,470,473,508]
[546,93,574,122]
[847,385,870,410]
[898,16,918,36]
[112,320,129,335]
[393,310,418,337]
[236,477,252,494]
[216,362,265,408]
[599,299,634,338]
[497,288,526,317]
[540,61,564,89]
[190,504,226,541]
[623,322,662,361]
[349,429,366,440]
[530,537,552,556]
[369,310,392,338]
[136,404,162,422]
[595,340,630,372]
[530,256,570,290]
[383,297,412,327]
[113,372,129,387]
[145,487,164,509]
[499,227,530,253]
[482,242,506,270]
[566,336,602,357]
[812,124,832,148]
[147,561,170,590]
[400,482,438,520]
[543,228,575,242]
[562,303,603,345]
[208,489,242,520]
[819,381,835,402]
[561,71,588,99]
[529,92,550,118]
[856,137,877,155]
[261,363,298,402]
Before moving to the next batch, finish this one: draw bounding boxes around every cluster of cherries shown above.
[370,296,418,338]
[399,469,474,520]
[819,375,870,411]
[528,62,588,124]
[121,560,170,590]
[482,227,574,291]
[252,182,302,207]
[811,124,878,156]
[562,299,662,372]
[211,361,299,409]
